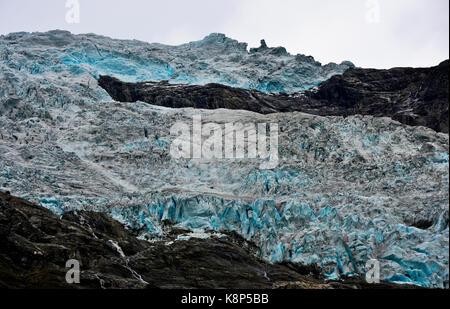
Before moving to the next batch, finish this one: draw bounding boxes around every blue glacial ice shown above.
[0,30,353,94]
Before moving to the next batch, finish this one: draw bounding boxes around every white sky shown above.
[0,0,448,68]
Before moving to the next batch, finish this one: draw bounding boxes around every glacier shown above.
[0,30,448,288]
[0,30,353,94]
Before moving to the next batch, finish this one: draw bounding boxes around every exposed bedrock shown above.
[312,60,449,133]
[98,60,449,133]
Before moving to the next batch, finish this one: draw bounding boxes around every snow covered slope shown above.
[0,30,448,288]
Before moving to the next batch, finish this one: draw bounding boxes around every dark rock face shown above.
[0,192,149,289]
[98,60,449,133]
[312,60,449,133]
[98,76,304,115]
[0,192,414,289]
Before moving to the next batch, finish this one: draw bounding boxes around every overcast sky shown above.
[0,0,448,68]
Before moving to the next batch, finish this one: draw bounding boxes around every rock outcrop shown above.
[98,60,449,133]
[311,60,449,133]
